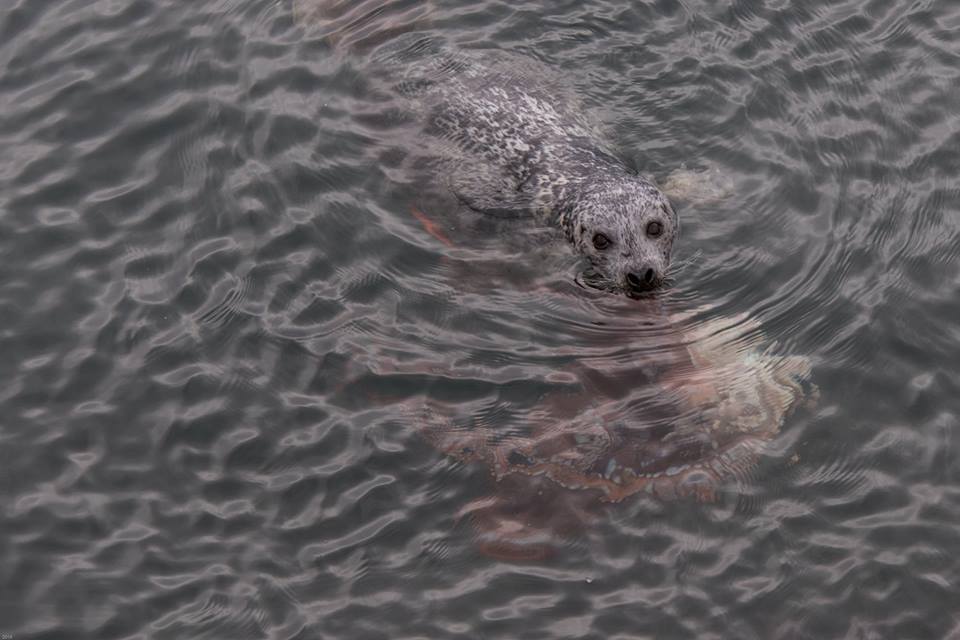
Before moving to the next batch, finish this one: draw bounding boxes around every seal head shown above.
[567,175,678,295]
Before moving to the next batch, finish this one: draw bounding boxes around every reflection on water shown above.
[1,0,959,638]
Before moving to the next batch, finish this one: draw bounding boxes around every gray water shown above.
[2,0,959,638]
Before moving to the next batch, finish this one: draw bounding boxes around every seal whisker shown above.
[665,250,703,279]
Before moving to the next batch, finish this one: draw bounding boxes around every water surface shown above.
[1,0,959,638]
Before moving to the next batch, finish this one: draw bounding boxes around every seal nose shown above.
[626,268,658,292]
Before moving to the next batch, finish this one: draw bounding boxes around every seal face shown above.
[404,48,680,295]
[566,175,677,295]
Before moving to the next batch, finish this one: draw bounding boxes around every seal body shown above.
[398,46,679,294]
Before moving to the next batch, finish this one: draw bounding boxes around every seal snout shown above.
[625,267,661,293]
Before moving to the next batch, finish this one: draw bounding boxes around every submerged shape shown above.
[414,313,815,559]
[659,166,735,206]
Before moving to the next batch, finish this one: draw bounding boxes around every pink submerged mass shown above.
[410,311,816,561]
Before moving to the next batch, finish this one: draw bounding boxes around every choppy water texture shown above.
[2,0,960,638]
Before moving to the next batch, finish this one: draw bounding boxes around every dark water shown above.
[2,0,960,638]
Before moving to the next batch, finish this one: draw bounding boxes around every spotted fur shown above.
[400,46,679,294]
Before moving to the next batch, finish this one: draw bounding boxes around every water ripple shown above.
[2,0,960,638]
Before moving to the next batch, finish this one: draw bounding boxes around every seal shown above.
[291,2,681,294]
[407,48,680,295]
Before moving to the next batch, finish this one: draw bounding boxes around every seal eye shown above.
[592,233,611,250]
[647,221,663,238]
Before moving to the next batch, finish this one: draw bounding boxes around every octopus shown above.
[406,311,815,561]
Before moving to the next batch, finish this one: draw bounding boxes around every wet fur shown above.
[390,43,680,293]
